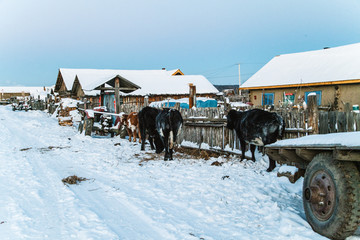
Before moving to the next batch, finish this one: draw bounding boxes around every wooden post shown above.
[100,84,105,106]
[144,95,149,107]
[189,84,196,109]
[114,77,120,114]
[344,103,352,132]
[307,94,318,134]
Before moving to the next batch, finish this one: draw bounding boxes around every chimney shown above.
[162,68,166,70]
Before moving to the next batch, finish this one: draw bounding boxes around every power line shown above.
[207,72,255,79]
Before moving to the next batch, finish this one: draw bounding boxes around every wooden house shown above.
[240,43,360,110]
[118,72,219,105]
[56,68,218,112]
[54,68,78,97]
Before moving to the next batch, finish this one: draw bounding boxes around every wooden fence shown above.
[109,101,360,153]
[177,109,360,152]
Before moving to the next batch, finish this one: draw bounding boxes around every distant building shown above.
[0,86,53,101]
[240,43,360,110]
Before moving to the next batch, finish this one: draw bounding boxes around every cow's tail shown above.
[168,109,174,149]
[169,129,174,149]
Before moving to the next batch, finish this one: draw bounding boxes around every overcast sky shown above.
[0,0,360,86]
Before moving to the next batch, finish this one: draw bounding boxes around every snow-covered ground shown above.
[0,105,358,240]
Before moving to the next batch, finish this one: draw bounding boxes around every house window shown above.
[305,91,322,105]
[283,93,295,105]
[262,93,274,105]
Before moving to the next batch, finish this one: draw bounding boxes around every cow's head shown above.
[226,109,239,130]
[120,114,128,126]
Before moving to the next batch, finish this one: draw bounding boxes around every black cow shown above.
[226,108,285,172]
[156,108,183,160]
[138,106,164,153]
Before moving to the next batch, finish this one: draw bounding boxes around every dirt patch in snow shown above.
[20,147,32,151]
[174,146,223,160]
[62,175,88,185]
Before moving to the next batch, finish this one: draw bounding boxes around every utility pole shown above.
[238,63,242,97]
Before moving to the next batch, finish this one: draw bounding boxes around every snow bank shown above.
[1,105,356,239]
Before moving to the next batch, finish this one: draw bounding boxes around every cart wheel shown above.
[303,153,360,239]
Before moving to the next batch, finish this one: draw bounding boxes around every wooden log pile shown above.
[58,106,77,126]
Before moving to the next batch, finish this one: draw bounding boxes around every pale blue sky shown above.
[0,0,360,86]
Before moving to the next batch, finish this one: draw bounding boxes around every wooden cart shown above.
[266,133,360,240]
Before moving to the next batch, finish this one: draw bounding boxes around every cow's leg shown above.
[127,129,132,142]
[163,134,170,160]
[132,130,137,142]
[240,139,246,161]
[164,148,169,160]
[149,136,155,150]
[137,126,141,143]
[267,158,276,172]
[140,125,146,151]
[141,140,146,151]
[250,144,256,162]
[169,148,173,160]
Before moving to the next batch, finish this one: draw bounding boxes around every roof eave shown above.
[240,79,360,90]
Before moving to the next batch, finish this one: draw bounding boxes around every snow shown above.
[278,165,298,175]
[241,42,360,88]
[268,131,360,148]
[230,101,250,107]
[0,105,358,240]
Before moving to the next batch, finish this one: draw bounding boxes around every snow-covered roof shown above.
[77,69,178,91]
[0,86,53,99]
[241,42,360,89]
[59,69,78,91]
[121,75,219,96]
[61,68,218,96]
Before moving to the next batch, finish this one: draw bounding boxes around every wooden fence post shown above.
[189,84,196,109]
[319,112,328,134]
[307,94,319,134]
[114,77,120,114]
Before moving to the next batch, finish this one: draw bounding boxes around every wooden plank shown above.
[319,112,328,134]
[348,112,355,132]
[279,149,307,169]
[334,150,360,161]
[295,148,319,161]
[356,113,360,131]
[329,111,337,133]
[266,148,288,165]
[337,112,346,132]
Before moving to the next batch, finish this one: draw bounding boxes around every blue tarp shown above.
[160,99,217,109]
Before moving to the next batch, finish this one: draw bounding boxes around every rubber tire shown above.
[303,153,360,240]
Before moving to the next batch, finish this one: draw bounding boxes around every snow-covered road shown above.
[0,105,345,239]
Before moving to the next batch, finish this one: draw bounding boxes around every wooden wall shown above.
[247,82,360,111]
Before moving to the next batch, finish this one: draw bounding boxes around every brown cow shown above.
[121,112,141,143]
